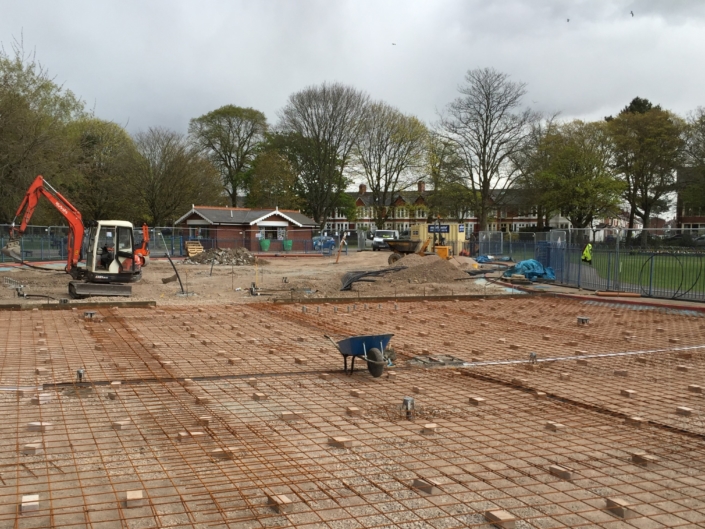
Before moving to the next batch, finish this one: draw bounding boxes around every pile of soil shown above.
[388,254,469,284]
[182,247,262,266]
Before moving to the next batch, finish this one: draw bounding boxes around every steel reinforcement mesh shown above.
[0,297,703,527]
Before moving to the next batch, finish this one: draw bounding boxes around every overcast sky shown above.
[2,0,704,134]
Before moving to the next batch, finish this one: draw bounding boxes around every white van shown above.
[372,230,399,251]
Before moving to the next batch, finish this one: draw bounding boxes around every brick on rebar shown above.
[412,478,440,494]
[267,493,293,513]
[346,406,362,416]
[625,416,645,427]
[422,423,439,434]
[605,497,636,519]
[549,464,572,480]
[319,373,332,381]
[125,490,144,508]
[22,443,43,455]
[328,436,359,448]
[350,389,364,397]
[545,421,565,432]
[252,392,267,401]
[620,389,636,398]
[20,494,39,513]
[676,406,693,417]
[112,420,130,431]
[484,509,516,529]
[688,384,703,393]
[677,365,691,372]
[469,396,485,406]
[631,452,659,467]
[27,422,52,432]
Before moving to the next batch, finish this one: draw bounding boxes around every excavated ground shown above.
[0,296,704,528]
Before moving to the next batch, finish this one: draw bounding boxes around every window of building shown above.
[416,208,426,218]
[396,207,407,218]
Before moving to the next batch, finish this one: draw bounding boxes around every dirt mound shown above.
[388,256,468,284]
[182,247,264,266]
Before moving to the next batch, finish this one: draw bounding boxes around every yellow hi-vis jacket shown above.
[582,243,593,261]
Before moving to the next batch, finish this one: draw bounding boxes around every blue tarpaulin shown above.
[502,259,555,281]
[476,255,512,263]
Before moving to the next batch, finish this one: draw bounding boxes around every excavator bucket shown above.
[1,239,22,261]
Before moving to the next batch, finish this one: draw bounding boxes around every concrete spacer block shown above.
[125,490,144,508]
[110,381,121,388]
[350,389,364,397]
[328,436,359,448]
[182,378,194,386]
[227,357,241,365]
[412,477,440,494]
[577,359,588,366]
[211,447,236,459]
[631,452,659,467]
[152,342,163,348]
[636,357,647,364]
[112,420,130,430]
[195,396,210,405]
[511,378,528,386]
[216,350,226,357]
[484,509,516,529]
[545,421,565,432]
[688,384,703,393]
[614,369,628,377]
[30,393,52,405]
[247,378,258,387]
[252,392,268,401]
[296,336,306,342]
[201,339,212,345]
[497,338,506,344]
[677,351,693,359]
[198,416,212,426]
[107,391,119,400]
[294,357,307,365]
[27,422,52,432]
[605,497,636,519]
[346,406,362,416]
[22,443,43,455]
[676,406,693,417]
[267,493,293,513]
[676,365,691,372]
[625,416,645,427]
[549,464,572,480]
[413,386,426,394]
[542,335,551,341]
[422,423,439,434]
[533,391,547,400]
[620,389,636,398]
[387,371,397,380]
[574,350,587,356]
[418,331,428,337]
[509,344,520,350]
[95,344,103,351]
[319,373,332,381]
[469,396,485,406]
[566,341,578,347]
[669,337,680,344]
[281,411,300,421]
[43,357,52,364]
[559,373,571,381]
[20,494,39,513]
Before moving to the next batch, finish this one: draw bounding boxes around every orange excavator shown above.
[2,175,147,298]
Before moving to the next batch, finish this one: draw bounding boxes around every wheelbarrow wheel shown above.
[388,252,402,265]
[366,348,385,378]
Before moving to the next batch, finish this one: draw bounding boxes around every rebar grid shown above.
[0,297,703,528]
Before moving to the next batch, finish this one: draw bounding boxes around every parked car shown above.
[694,235,705,246]
[371,230,399,251]
[312,235,336,251]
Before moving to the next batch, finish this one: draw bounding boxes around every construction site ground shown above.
[0,251,511,307]
[1,293,704,528]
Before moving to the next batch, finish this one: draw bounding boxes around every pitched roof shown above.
[349,191,430,207]
[175,206,316,227]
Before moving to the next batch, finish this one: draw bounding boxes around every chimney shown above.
[418,181,426,193]
[359,183,367,195]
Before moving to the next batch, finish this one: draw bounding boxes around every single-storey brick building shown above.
[175,206,317,252]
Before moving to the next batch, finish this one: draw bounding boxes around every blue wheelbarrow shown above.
[325,334,394,377]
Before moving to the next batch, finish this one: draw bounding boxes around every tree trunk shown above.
[537,206,544,230]
[626,206,635,241]
[640,208,650,247]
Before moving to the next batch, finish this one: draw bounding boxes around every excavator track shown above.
[69,281,132,299]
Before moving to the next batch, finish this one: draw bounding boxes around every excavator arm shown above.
[2,175,85,277]
[133,223,150,265]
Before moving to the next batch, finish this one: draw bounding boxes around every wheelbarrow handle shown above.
[324,335,341,353]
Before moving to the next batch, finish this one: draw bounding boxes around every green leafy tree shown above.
[0,43,85,222]
[680,107,705,210]
[277,82,369,227]
[425,134,476,221]
[62,118,139,222]
[353,102,428,228]
[608,104,685,244]
[533,121,625,229]
[246,150,302,210]
[189,105,268,206]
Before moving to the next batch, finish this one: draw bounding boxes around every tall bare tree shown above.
[189,105,267,206]
[439,68,537,230]
[130,128,225,226]
[354,102,427,228]
[277,82,369,226]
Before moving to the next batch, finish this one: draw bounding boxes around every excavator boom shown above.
[2,175,84,277]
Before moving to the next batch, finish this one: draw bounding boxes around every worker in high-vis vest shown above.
[581,242,593,265]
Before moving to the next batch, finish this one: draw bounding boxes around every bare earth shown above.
[0,251,508,306]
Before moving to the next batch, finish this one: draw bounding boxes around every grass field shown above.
[589,249,705,296]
